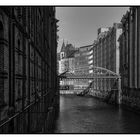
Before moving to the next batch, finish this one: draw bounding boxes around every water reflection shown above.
[54,95,140,133]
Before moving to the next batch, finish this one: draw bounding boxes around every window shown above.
[75,53,80,57]
[89,65,93,69]
[0,21,4,39]
[89,70,93,73]
[88,60,93,64]
[18,40,20,65]
[14,7,22,22]
[89,50,93,54]
[88,55,93,59]
[0,21,4,72]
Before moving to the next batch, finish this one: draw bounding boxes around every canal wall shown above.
[89,89,119,105]
[89,88,140,113]
[121,89,140,112]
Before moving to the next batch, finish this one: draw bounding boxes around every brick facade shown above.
[0,7,59,133]
[119,7,140,109]
[93,24,122,92]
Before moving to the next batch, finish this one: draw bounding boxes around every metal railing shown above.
[0,89,59,133]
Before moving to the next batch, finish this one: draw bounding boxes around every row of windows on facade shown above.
[14,7,44,28]
[75,50,93,57]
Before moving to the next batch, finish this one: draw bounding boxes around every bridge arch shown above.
[58,65,120,79]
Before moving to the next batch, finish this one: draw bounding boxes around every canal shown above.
[54,95,140,133]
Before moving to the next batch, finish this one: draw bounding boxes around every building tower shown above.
[60,40,65,59]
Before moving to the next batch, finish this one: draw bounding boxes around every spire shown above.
[61,39,65,52]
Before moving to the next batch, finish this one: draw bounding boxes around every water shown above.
[54,95,140,133]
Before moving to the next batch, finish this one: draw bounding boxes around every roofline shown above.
[79,44,93,49]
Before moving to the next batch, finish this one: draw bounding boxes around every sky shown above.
[56,7,129,53]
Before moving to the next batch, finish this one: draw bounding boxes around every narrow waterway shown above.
[54,95,140,133]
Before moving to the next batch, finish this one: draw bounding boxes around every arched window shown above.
[17,39,21,73]
[14,7,22,22]
[0,21,4,106]
[18,39,20,50]
[0,21,4,72]
[0,21,4,39]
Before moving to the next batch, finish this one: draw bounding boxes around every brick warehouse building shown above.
[91,24,122,102]
[119,7,140,109]
[0,7,59,133]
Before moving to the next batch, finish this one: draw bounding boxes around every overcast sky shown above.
[56,7,129,52]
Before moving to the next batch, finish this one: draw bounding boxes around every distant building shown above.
[74,45,93,75]
[73,45,94,90]
[58,41,76,94]
[58,41,75,74]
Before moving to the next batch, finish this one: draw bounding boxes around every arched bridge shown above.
[58,66,121,104]
[59,66,120,80]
